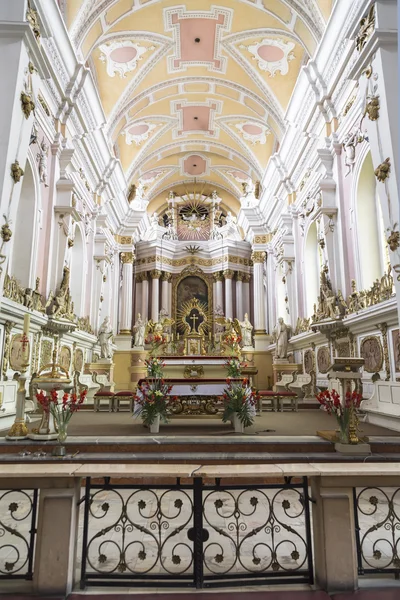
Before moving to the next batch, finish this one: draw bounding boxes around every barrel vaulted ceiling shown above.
[64,0,333,210]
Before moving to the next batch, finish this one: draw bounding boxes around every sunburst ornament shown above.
[176,298,211,335]
[177,199,210,240]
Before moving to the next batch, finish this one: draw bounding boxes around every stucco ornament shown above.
[244,38,295,76]
[123,121,157,146]
[235,122,270,145]
[99,41,149,78]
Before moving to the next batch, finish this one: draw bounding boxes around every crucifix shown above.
[190,312,198,332]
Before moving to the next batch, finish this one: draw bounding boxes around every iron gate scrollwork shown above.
[354,487,400,576]
[80,476,313,588]
[0,489,38,580]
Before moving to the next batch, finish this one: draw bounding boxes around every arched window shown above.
[304,221,320,318]
[70,226,85,316]
[355,152,387,289]
[11,159,38,288]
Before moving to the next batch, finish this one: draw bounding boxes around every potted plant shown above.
[36,388,87,455]
[134,379,173,433]
[316,388,362,444]
[222,378,258,433]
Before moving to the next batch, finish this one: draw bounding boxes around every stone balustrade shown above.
[1,462,400,595]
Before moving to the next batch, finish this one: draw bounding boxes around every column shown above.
[135,274,142,319]
[243,274,251,320]
[150,270,161,321]
[213,272,224,312]
[310,478,358,593]
[141,273,149,320]
[119,252,134,334]
[33,480,80,596]
[252,251,266,332]
[224,270,234,319]
[161,272,172,314]
[236,272,244,320]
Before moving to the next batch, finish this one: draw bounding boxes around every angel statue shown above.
[146,310,175,337]
[215,315,242,355]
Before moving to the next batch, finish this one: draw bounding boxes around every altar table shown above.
[137,377,239,417]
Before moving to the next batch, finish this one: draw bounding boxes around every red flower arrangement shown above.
[222,377,258,428]
[134,379,172,426]
[223,332,242,357]
[36,388,87,440]
[316,388,362,443]
[145,333,167,357]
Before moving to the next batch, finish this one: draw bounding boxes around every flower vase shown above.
[53,421,68,456]
[337,423,349,444]
[233,413,244,433]
[150,414,160,434]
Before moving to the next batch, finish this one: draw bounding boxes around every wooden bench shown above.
[289,372,314,398]
[114,390,135,412]
[258,390,298,413]
[93,390,115,412]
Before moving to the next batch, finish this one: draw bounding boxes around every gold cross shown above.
[190,312,198,332]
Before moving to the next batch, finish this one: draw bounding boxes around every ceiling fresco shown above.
[63,0,333,213]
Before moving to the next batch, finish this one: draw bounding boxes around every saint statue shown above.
[98,317,113,359]
[37,139,49,187]
[239,313,254,348]
[274,317,290,359]
[133,313,146,347]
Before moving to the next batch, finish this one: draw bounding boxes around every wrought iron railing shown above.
[79,476,313,589]
[354,487,400,576]
[0,489,38,580]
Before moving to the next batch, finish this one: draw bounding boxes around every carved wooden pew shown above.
[361,378,400,431]
[288,372,314,399]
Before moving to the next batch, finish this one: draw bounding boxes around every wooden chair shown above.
[93,390,115,412]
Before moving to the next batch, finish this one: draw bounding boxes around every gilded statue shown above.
[45,267,75,320]
[365,95,380,121]
[20,92,35,119]
[375,158,391,183]
[11,161,24,183]
[1,222,12,242]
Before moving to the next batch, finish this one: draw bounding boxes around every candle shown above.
[171,333,174,342]
[23,314,30,336]
[177,333,180,340]
[209,332,212,340]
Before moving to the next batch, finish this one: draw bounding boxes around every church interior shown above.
[0,0,400,598]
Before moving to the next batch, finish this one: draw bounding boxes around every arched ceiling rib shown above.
[64,0,333,207]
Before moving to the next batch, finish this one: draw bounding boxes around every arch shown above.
[10,157,40,289]
[304,221,320,318]
[354,151,386,289]
[70,226,85,316]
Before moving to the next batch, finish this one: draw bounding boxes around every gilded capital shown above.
[120,251,134,264]
[224,269,235,279]
[243,273,251,283]
[213,272,223,282]
[161,272,172,282]
[136,272,148,283]
[251,251,266,264]
[150,269,162,279]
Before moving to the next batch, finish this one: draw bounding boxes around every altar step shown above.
[1,436,400,463]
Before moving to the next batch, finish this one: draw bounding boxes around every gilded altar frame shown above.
[171,265,214,332]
